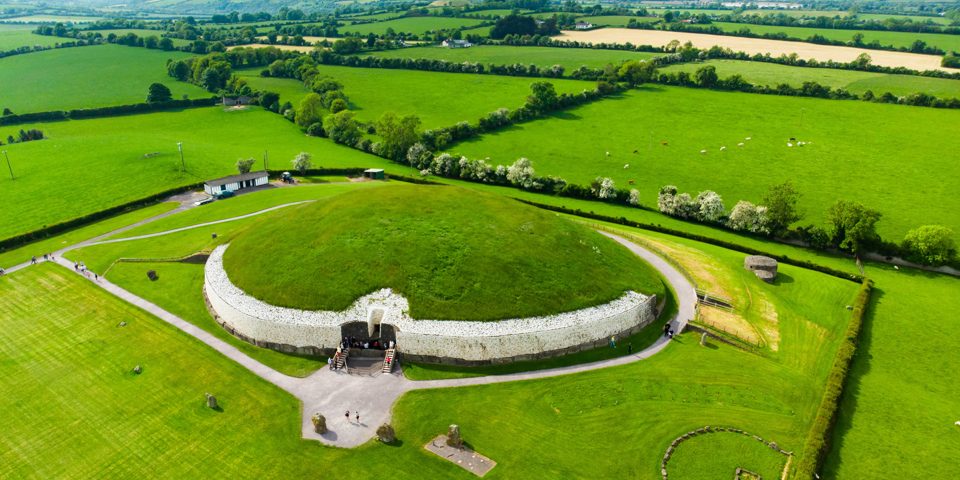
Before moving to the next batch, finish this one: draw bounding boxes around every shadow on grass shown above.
[773,272,795,286]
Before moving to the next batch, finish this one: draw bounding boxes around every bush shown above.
[795,280,873,479]
[307,122,324,137]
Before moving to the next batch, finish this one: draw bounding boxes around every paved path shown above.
[5,202,697,449]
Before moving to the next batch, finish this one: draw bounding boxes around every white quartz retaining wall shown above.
[205,245,657,362]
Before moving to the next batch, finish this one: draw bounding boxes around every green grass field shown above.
[225,184,666,320]
[0,45,208,113]
[659,59,960,97]
[0,28,56,50]
[107,261,328,376]
[577,15,657,26]
[711,21,960,52]
[238,65,594,128]
[366,44,659,69]
[449,86,960,239]
[0,107,377,241]
[337,16,485,36]
[0,202,176,270]
[112,182,385,239]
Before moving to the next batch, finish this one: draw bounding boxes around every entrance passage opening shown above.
[368,308,384,338]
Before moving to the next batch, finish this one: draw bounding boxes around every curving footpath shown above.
[4,202,697,449]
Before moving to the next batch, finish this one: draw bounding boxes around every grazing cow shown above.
[628,180,634,184]
[720,146,726,151]
[738,143,744,146]
[662,142,668,146]
[633,150,638,153]
[700,150,707,154]
[624,164,629,169]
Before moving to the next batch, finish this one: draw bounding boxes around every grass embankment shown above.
[238,65,593,128]
[0,45,206,113]
[108,261,328,377]
[449,86,960,239]
[0,107,376,241]
[659,59,960,97]
[111,182,386,239]
[710,21,960,52]
[225,185,665,320]
[0,201,176,269]
[367,44,659,70]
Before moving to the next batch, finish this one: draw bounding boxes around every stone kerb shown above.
[205,245,656,363]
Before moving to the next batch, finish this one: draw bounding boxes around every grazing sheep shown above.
[606,152,610,156]
[746,137,751,140]
[738,143,744,146]
[955,421,959,426]
[895,266,899,270]
[624,164,629,169]
[720,146,726,151]
[788,143,793,147]
[700,150,707,154]
[629,180,634,184]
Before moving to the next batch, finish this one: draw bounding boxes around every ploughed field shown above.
[449,86,960,239]
[224,184,666,320]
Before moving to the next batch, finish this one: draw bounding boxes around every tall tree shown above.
[146,83,173,103]
[827,200,882,253]
[762,181,804,232]
[295,93,324,128]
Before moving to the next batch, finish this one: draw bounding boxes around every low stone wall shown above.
[204,245,657,364]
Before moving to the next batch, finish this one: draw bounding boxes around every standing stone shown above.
[206,393,218,409]
[133,365,142,374]
[311,413,327,434]
[446,424,462,447]
[147,270,158,281]
[376,423,395,443]
[118,322,127,327]
[700,333,708,346]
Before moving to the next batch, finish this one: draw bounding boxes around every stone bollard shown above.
[206,393,218,409]
[147,270,158,281]
[311,413,327,434]
[212,233,218,239]
[700,332,708,346]
[376,423,395,443]
[446,424,463,447]
[133,365,142,374]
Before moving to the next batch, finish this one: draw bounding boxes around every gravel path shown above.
[5,201,697,449]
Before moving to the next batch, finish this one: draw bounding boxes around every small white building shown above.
[575,21,594,29]
[204,170,269,195]
[441,39,473,48]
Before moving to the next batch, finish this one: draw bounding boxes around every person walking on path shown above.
[74,262,79,271]
[628,343,633,354]
[345,410,350,423]
[663,323,671,337]
[94,273,99,282]
[609,336,616,348]
[355,411,360,424]
[31,256,36,265]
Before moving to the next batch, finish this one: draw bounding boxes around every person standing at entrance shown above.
[345,410,350,423]
[356,411,360,424]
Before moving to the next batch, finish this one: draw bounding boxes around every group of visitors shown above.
[30,253,56,265]
[73,261,98,282]
[341,337,394,350]
[345,410,360,424]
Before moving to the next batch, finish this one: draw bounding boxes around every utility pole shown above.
[177,142,185,175]
[3,151,12,180]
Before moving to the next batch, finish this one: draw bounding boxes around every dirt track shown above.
[559,29,960,73]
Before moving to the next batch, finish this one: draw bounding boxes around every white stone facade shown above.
[205,245,657,362]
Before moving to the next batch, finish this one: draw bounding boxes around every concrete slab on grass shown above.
[424,435,496,477]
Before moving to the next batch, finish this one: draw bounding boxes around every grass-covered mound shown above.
[223,184,664,321]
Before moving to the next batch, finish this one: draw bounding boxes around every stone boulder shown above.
[744,255,777,283]
[311,413,327,434]
[376,423,395,443]
[206,393,218,409]
[446,424,462,447]
[133,365,142,374]
[147,270,158,281]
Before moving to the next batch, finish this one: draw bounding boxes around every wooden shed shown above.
[204,170,269,195]
[363,169,385,180]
